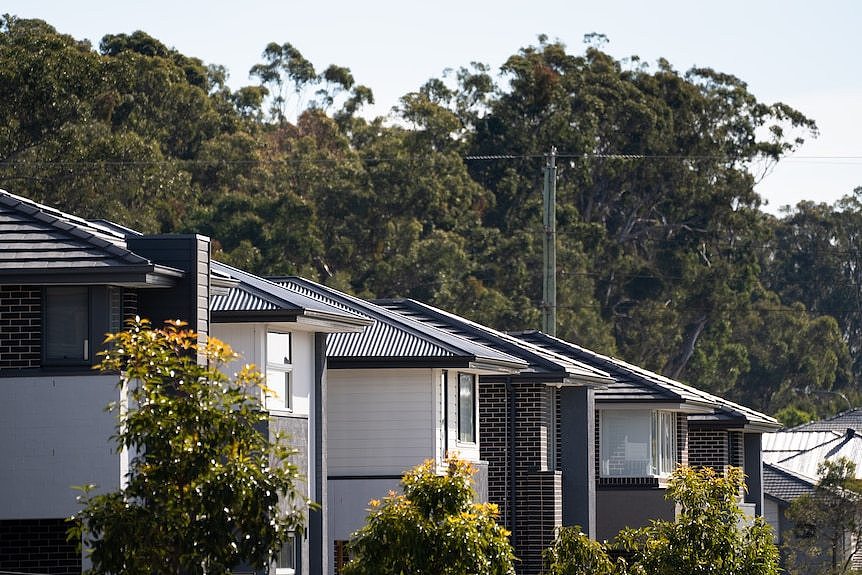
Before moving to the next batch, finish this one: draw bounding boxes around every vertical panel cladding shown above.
[688,428,729,470]
[0,518,81,575]
[0,285,41,369]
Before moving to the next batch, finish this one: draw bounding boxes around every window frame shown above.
[275,532,298,575]
[457,372,476,444]
[265,331,293,413]
[42,286,91,367]
[599,409,678,479]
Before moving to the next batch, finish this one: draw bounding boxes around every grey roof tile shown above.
[764,463,816,503]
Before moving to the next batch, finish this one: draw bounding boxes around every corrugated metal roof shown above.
[764,430,862,479]
[763,431,842,455]
[269,277,526,369]
[373,298,611,384]
[210,263,368,330]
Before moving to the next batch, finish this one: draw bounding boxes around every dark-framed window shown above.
[43,286,90,365]
[458,372,476,443]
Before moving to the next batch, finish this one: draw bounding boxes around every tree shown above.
[69,318,304,575]
[544,525,621,575]
[616,466,779,575]
[784,458,862,575]
[342,457,515,575]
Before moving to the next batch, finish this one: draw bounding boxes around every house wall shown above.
[328,368,435,476]
[688,428,731,469]
[596,488,674,540]
[0,374,119,519]
[480,381,561,575]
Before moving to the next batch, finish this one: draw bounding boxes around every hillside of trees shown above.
[2,15,859,422]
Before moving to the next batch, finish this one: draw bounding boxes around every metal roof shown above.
[789,408,862,432]
[269,277,527,370]
[210,263,369,331]
[373,298,612,385]
[512,330,779,429]
[0,189,183,286]
[763,462,816,503]
[762,429,862,480]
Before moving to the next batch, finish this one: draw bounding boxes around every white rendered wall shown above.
[0,374,119,519]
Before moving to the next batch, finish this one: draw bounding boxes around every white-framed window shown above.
[44,286,89,365]
[458,373,476,444]
[265,331,292,412]
[275,532,297,575]
[600,409,677,478]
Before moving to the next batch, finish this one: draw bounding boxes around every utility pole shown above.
[542,147,557,336]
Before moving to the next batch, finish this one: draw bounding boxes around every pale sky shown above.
[5,0,861,214]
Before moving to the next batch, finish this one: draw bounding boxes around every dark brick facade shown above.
[0,285,41,369]
[480,382,560,575]
[688,428,730,470]
[0,518,81,575]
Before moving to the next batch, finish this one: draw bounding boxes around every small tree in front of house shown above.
[342,457,515,575]
[69,318,304,575]
[784,457,862,575]
[617,466,780,575]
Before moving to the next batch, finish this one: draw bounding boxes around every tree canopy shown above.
[2,16,859,418]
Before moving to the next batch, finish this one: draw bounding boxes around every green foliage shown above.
[68,319,303,575]
[784,458,862,575]
[544,525,620,575]
[775,405,817,428]
[342,458,515,575]
[616,466,780,575]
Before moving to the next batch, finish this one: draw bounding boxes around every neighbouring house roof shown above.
[0,189,184,287]
[268,276,527,372]
[373,299,612,386]
[789,408,862,433]
[512,330,779,430]
[209,263,370,332]
[763,429,862,480]
[763,462,816,504]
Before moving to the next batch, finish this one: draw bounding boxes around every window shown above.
[265,332,292,412]
[276,533,298,574]
[44,286,89,365]
[458,373,476,443]
[600,410,677,478]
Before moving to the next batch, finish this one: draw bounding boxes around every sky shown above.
[5,0,861,214]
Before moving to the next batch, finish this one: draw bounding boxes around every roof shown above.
[0,189,184,286]
[513,330,779,430]
[373,299,612,385]
[209,262,370,332]
[269,277,527,371]
[763,429,862,480]
[790,408,862,432]
[763,462,816,503]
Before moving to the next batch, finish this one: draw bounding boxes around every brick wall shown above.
[0,285,41,369]
[0,518,81,575]
[480,382,561,575]
[688,428,729,470]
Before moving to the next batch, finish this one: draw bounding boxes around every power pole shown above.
[542,147,557,336]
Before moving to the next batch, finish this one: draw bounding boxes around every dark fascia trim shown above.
[480,372,568,384]
[596,481,663,491]
[211,310,301,323]
[328,475,403,481]
[687,418,746,430]
[0,265,183,287]
[329,356,476,369]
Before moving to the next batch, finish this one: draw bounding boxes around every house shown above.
[762,417,862,572]
[512,330,781,540]
[0,189,367,575]
[267,276,528,574]
[373,298,613,575]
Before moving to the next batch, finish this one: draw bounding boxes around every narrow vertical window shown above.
[276,533,298,574]
[266,331,292,412]
[458,373,476,443]
[44,286,89,364]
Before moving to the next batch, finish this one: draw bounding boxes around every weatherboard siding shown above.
[328,368,435,475]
